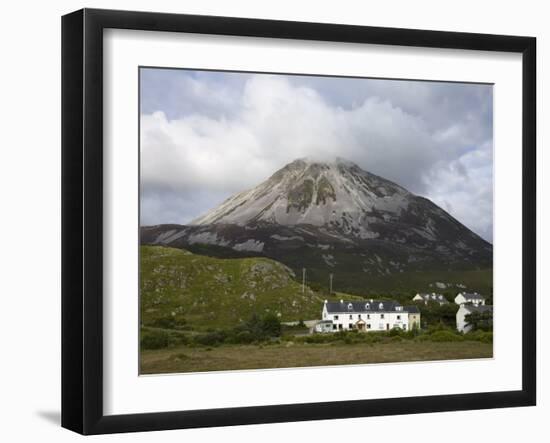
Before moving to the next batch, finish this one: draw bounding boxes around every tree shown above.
[464,310,493,332]
[241,312,282,339]
[260,313,282,337]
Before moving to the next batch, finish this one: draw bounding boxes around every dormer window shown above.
[347,303,353,310]
[365,303,370,309]
[379,302,384,309]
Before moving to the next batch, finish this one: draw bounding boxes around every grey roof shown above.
[325,300,413,314]
[462,305,493,313]
[461,292,486,300]
[404,305,420,314]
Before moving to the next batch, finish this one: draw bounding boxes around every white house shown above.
[317,299,420,332]
[413,292,449,305]
[454,292,486,306]
[456,304,493,333]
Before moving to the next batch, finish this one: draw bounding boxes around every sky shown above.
[140,68,493,243]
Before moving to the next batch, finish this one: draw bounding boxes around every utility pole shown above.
[329,273,333,294]
[302,268,306,293]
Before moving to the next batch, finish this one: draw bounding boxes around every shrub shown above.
[233,330,255,344]
[140,329,173,349]
[428,330,464,342]
[232,313,282,342]
[365,333,383,344]
[343,335,354,344]
[464,311,493,332]
[465,330,493,343]
[193,330,227,346]
[388,327,404,337]
[414,334,431,342]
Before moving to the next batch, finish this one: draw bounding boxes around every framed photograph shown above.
[62,8,536,435]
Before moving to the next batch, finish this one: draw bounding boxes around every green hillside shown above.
[140,245,329,330]
[175,240,493,298]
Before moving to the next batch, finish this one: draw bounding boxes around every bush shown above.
[388,327,404,337]
[232,313,282,342]
[428,330,464,342]
[193,330,227,346]
[140,329,173,349]
[364,333,383,344]
[233,330,255,344]
[414,334,431,342]
[465,330,493,343]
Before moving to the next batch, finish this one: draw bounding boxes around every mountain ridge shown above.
[141,157,492,294]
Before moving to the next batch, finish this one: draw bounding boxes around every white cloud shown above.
[140,72,493,242]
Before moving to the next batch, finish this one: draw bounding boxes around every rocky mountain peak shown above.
[190,157,411,235]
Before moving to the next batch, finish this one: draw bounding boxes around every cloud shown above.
[140,69,493,242]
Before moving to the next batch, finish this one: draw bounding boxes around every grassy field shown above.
[140,341,493,374]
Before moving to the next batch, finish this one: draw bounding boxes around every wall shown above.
[0,0,546,442]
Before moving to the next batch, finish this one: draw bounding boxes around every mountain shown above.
[141,158,492,295]
[191,158,410,239]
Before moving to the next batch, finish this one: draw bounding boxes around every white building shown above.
[456,304,493,333]
[313,320,333,333]
[413,292,449,305]
[454,292,486,306]
[317,299,420,332]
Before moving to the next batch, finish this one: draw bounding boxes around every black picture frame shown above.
[61,8,536,435]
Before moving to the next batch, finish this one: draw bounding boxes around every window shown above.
[397,315,401,320]
[348,303,353,310]
[334,315,339,320]
[349,314,353,320]
[333,324,337,330]
[367,314,370,319]
[403,324,407,330]
[380,314,385,319]
[349,323,353,329]
[366,324,371,329]
[358,314,362,319]
[379,303,384,309]
[338,324,343,330]
[365,303,370,309]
